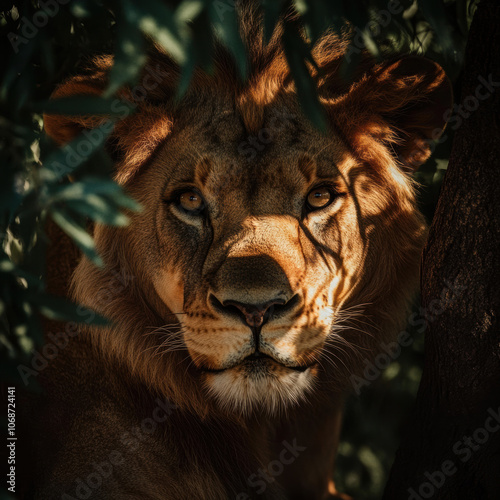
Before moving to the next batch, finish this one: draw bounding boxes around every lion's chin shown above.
[203,363,316,416]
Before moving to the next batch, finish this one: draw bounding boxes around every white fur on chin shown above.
[205,366,315,416]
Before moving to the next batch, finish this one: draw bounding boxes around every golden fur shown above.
[39,4,452,498]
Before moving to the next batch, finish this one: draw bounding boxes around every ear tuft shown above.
[383,57,453,169]
[43,75,108,146]
[331,56,453,171]
[43,58,174,185]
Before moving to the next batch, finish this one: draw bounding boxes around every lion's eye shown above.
[178,191,205,213]
[306,187,334,211]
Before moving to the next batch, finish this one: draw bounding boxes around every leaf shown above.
[176,38,199,98]
[419,0,455,58]
[9,195,40,252]
[12,238,47,290]
[175,10,214,98]
[293,0,331,44]
[35,96,132,117]
[362,29,380,59]
[262,0,287,43]
[132,0,187,65]
[30,294,110,326]
[0,254,42,290]
[70,0,94,18]
[208,0,247,79]
[283,25,327,133]
[46,178,142,213]
[41,122,115,182]
[105,0,147,97]
[47,179,122,202]
[175,0,205,24]
[65,197,130,227]
[49,208,103,267]
[0,260,15,273]
[106,189,143,213]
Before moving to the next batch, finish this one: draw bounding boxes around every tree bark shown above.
[383,1,500,499]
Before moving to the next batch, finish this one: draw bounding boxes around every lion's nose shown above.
[209,294,300,328]
[222,300,283,328]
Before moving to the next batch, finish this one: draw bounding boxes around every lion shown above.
[33,4,452,500]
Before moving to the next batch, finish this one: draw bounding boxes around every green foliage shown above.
[0,0,477,498]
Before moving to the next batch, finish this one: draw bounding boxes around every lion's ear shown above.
[43,63,174,185]
[43,74,109,146]
[336,56,453,170]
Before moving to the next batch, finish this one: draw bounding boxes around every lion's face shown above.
[121,97,424,414]
[49,43,450,417]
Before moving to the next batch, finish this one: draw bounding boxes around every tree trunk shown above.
[382,1,500,499]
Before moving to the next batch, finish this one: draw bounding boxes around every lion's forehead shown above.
[156,115,354,200]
